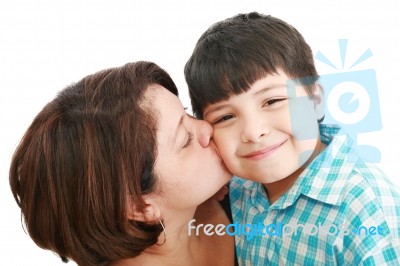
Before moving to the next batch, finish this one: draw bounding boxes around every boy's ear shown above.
[126,195,160,222]
[312,84,325,122]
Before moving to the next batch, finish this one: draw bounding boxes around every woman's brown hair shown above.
[9,61,178,265]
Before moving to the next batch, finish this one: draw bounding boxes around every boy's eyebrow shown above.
[254,85,286,96]
[204,104,230,118]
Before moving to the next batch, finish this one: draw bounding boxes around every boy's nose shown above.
[241,118,270,143]
[197,120,214,148]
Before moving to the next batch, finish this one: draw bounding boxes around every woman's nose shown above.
[196,120,214,148]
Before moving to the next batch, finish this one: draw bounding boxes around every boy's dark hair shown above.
[185,11,319,118]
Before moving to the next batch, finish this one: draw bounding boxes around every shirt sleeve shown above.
[361,241,400,265]
[337,172,400,265]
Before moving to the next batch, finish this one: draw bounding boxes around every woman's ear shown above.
[312,84,325,122]
[126,195,160,222]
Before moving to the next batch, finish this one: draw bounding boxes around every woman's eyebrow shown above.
[172,114,185,146]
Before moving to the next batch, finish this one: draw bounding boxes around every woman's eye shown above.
[213,114,234,124]
[183,132,194,148]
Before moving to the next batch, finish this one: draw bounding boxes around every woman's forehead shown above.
[145,86,184,131]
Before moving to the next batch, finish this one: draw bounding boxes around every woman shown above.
[9,61,235,265]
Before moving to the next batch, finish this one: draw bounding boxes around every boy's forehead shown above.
[203,82,312,114]
[229,70,292,95]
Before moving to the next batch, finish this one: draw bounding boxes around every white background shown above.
[1,0,399,265]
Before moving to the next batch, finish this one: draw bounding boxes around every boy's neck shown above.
[263,140,327,205]
[263,167,303,204]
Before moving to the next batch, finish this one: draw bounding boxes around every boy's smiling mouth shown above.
[242,139,288,160]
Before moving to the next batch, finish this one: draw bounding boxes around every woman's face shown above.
[146,85,231,209]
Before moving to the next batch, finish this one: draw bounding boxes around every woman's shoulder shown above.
[194,199,236,266]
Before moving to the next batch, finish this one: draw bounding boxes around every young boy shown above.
[185,12,400,265]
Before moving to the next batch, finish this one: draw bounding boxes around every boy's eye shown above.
[262,98,286,107]
[213,114,234,124]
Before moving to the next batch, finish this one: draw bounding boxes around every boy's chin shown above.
[244,174,287,184]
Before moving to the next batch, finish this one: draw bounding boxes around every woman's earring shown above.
[317,114,325,123]
[156,217,166,246]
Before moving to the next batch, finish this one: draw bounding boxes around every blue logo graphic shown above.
[288,39,382,164]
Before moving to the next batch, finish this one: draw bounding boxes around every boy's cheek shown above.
[213,140,230,160]
[212,128,243,168]
[221,152,238,174]
[213,137,235,164]
[218,152,238,177]
[212,131,229,148]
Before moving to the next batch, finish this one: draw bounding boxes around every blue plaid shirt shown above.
[230,124,400,265]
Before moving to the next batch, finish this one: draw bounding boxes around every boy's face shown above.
[203,69,323,184]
